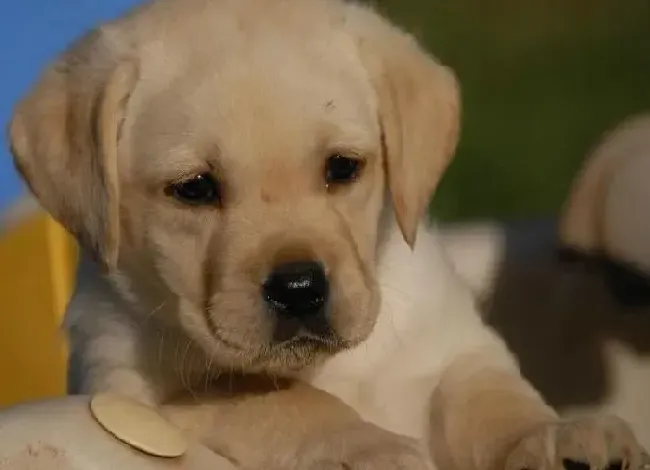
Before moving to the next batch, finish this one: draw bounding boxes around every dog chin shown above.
[268,335,349,372]
[216,333,353,376]
[178,299,362,374]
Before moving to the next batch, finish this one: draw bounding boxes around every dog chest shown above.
[312,374,434,441]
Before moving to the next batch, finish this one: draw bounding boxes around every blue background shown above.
[0,0,143,212]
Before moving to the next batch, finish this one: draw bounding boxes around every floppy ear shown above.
[348,6,461,247]
[8,28,138,270]
[559,115,650,254]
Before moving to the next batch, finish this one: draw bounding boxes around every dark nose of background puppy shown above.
[263,261,330,341]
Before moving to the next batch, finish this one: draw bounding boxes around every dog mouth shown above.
[273,331,345,353]
[204,311,351,362]
[262,332,352,372]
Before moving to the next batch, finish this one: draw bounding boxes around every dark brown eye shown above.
[325,155,363,186]
[167,173,221,206]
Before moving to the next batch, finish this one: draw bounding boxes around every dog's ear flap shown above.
[349,7,461,247]
[8,28,138,270]
[559,115,650,255]
[559,141,618,254]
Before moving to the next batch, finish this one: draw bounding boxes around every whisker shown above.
[179,339,199,402]
[377,281,413,300]
[174,339,190,397]
[138,300,168,329]
[186,345,200,403]
[157,330,166,384]
[203,353,215,393]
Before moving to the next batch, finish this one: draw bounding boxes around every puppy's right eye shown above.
[166,173,221,206]
[325,154,363,187]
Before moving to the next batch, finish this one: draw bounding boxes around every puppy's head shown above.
[560,114,650,260]
[9,0,459,374]
[559,114,650,307]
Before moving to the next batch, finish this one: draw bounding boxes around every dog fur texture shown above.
[441,218,650,450]
[440,115,650,449]
[560,114,650,276]
[8,0,648,469]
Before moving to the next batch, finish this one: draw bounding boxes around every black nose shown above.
[263,261,329,318]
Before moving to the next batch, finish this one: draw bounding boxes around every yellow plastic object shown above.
[0,212,78,407]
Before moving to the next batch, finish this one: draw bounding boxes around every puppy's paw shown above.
[505,415,649,470]
[289,422,432,470]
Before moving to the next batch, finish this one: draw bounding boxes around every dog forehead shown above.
[128,20,378,177]
[130,0,371,105]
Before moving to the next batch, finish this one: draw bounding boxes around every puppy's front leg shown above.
[431,344,647,470]
[67,315,162,406]
[162,381,430,470]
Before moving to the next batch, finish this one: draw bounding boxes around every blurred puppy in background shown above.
[442,114,650,448]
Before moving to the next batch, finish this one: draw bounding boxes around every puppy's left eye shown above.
[325,154,363,187]
[166,173,221,206]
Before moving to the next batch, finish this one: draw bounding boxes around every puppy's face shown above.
[121,36,385,372]
[9,0,459,374]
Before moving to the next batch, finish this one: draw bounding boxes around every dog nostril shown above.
[263,261,329,318]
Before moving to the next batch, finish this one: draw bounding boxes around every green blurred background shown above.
[377,0,650,221]
[1,0,649,221]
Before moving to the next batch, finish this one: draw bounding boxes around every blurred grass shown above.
[377,0,650,221]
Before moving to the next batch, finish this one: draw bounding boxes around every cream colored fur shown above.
[443,116,650,449]
[441,219,650,449]
[560,113,650,272]
[8,0,647,469]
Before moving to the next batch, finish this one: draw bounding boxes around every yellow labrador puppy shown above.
[8,0,647,469]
